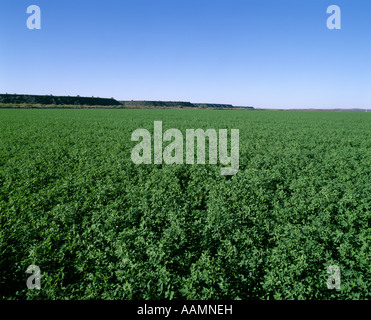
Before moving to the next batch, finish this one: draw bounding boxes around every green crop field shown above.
[0,109,370,300]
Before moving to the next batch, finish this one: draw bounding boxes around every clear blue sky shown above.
[0,0,370,109]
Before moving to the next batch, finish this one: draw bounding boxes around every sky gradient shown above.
[1,0,370,109]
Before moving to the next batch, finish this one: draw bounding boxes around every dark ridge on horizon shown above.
[0,93,122,106]
[0,94,368,111]
[119,100,254,109]
[0,94,254,109]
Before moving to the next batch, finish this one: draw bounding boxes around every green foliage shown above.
[0,109,370,300]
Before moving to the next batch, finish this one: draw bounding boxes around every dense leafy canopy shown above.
[0,109,370,299]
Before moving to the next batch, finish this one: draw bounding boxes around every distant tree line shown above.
[0,94,254,109]
[0,94,122,106]
[120,101,195,108]
[120,101,254,109]
[193,103,234,109]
